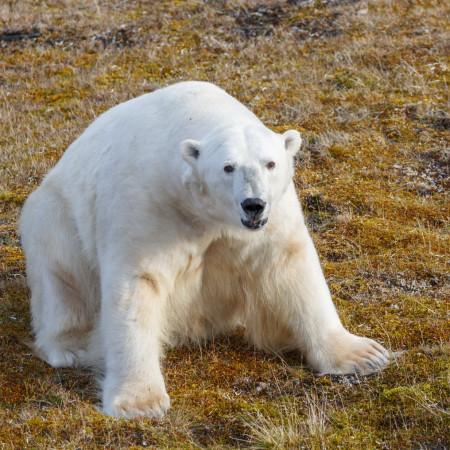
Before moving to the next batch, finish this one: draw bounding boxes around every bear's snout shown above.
[241,198,266,219]
[240,198,267,229]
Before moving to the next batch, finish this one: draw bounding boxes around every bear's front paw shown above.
[312,331,390,375]
[102,385,170,419]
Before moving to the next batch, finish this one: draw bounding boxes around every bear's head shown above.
[180,124,301,231]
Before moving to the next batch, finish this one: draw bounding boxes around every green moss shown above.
[331,70,359,90]
[0,190,27,209]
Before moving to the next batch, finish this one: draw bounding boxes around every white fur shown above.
[20,81,390,419]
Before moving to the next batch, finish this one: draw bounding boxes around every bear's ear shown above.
[180,139,201,167]
[282,130,302,158]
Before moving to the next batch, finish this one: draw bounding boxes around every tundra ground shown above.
[0,0,448,447]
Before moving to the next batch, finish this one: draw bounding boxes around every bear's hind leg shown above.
[30,264,94,368]
[21,189,95,368]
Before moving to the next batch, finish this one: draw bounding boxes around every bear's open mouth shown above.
[241,218,268,230]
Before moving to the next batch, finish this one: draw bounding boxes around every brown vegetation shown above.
[0,0,448,447]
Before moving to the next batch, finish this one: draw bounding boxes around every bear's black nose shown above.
[241,198,266,218]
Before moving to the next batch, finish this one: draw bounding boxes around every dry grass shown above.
[0,0,448,447]
[242,391,329,448]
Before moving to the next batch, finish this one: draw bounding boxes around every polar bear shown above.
[20,81,390,419]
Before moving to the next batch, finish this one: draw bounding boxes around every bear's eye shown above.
[266,161,276,169]
[224,165,234,173]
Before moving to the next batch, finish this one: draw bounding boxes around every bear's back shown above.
[141,81,261,140]
[55,82,260,169]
